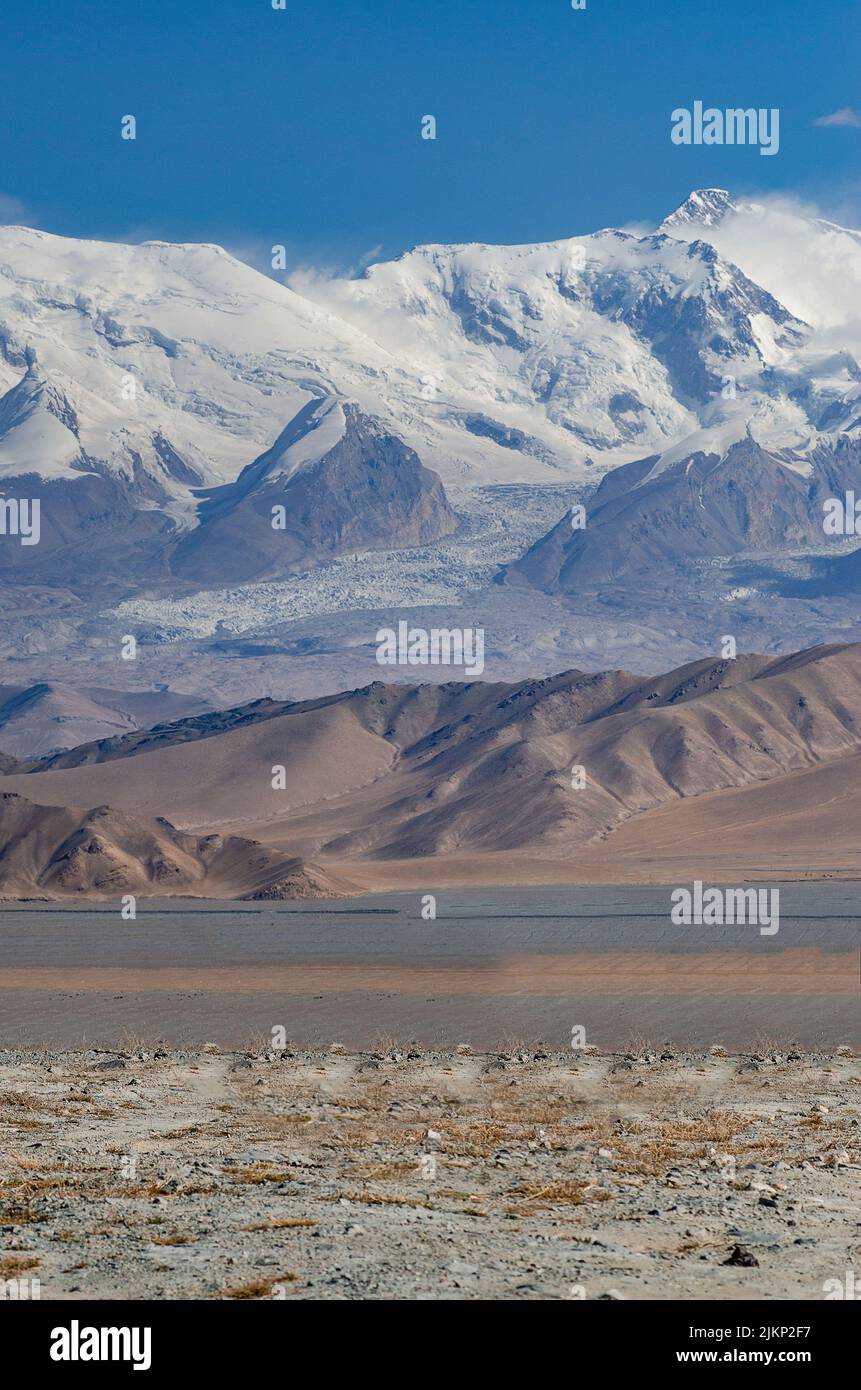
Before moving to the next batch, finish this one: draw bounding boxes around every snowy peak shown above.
[0,364,84,479]
[315,218,813,472]
[253,394,411,486]
[0,195,855,504]
[0,362,78,433]
[232,394,348,495]
[574,229,807,394]
[0,223,393,494]
[653,191,861,365]
[660,188,738,231]
[507,421,861,595]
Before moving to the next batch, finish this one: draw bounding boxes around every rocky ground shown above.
[0,1043,858,1301]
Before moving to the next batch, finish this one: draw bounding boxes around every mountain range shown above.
[2,640,861,896]
[3,188,861,750]
[2,188,860,579]
[0,680,208,758]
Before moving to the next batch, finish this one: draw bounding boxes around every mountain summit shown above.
[660,188,738,230]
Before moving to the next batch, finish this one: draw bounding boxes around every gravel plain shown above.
[1,1043,859,1301]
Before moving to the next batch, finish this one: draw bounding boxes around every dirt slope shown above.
[0,792,355,899]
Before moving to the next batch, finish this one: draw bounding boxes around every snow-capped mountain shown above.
[657,188,861,360]
[0,189,860,594]
[0,362,83,479]
[0,228,391,493]
[0,192,849,496]
[659,188,738,231]
[504,191,861,597]
[294,223,822,472]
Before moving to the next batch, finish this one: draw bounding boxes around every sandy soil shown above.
[0,948,856,996]
[253,848,861,890]
[1,1044,858,1301]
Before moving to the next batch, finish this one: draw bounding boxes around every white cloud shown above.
[661,191,861,359]
[814,108,861,129]
[0,192,36,226]
[356,244,384,269]
[287,244,387,294]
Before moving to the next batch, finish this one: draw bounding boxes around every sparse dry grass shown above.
[0,1205,41,1225]
[252,1113,314,1134]
[348,1160,420,1181]
[623,1034,673,1058]
[674,1235,729,1255]
[662,1110,756,1143]
[239,1217,317,1231]
[328,1123,392,1151]
[221,1271,298,1299]
[102,1182,218,1199]
[509,1180,612,1206]
[327,1190,432,1209]
[0,1090,43,1108]
[229,1165,294,1185]
[0,1046,856,1300]
[0,1254,40,1278]
[1,1174,77,1196]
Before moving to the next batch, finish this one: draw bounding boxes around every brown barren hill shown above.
[1,642,861,888]
[0,792,356,900]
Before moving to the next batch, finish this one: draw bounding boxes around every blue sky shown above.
[1,0,859,269]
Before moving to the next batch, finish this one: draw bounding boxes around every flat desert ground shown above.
[1,1044,858,1301]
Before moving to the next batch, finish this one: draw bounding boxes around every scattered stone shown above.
[0,1043,855,1302]
[723,1245,759,1267]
